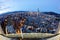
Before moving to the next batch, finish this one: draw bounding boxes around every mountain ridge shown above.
[0,11,60,17]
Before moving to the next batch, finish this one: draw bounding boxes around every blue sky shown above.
[0,0,60,14]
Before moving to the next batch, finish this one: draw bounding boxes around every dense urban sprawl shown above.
[0,11,59,34]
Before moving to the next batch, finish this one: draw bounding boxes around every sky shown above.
[0,0,60,14]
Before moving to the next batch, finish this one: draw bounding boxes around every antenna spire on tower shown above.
[37,8,39,16]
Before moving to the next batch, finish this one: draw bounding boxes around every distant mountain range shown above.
[43,12,60,17]
[0,11,60,18]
